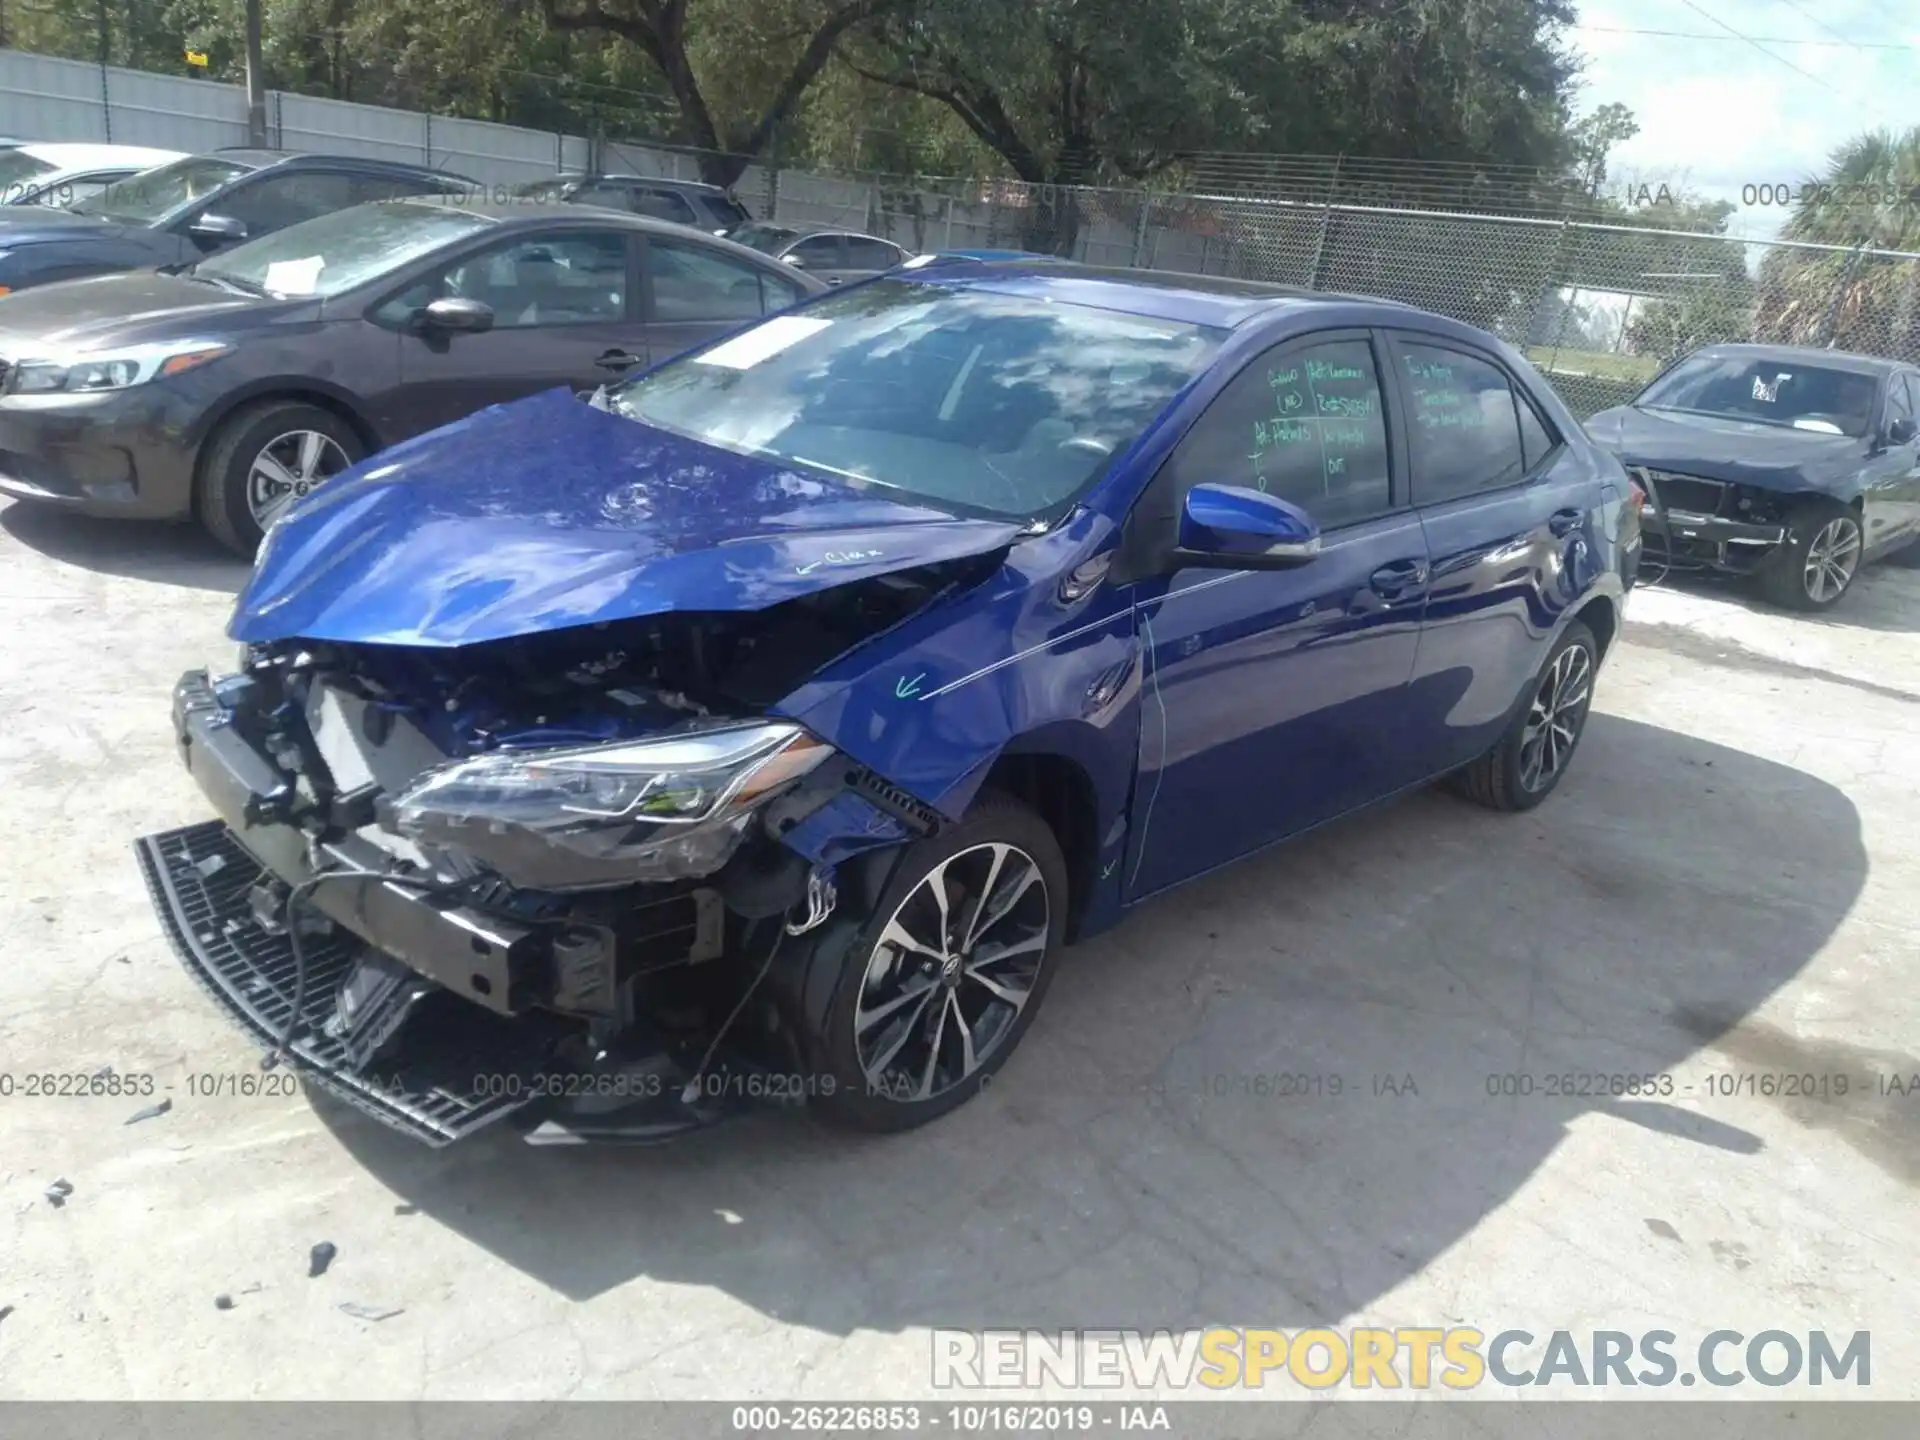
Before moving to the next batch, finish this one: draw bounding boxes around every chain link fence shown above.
[807,174,1920,420]
[591,133,1920,421]
[9,47,1919,423]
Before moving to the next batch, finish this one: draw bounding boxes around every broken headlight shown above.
[388,722,831,891]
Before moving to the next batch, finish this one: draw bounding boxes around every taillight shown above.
[1626,477,1648,513]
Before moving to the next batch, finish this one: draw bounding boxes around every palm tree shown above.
[1755,127,1920,358]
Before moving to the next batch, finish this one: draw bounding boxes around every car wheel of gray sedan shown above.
[1759,498,1864,611]
[197,400,363,557]
[1453,618,1598,813]
[803,791,1068,1132]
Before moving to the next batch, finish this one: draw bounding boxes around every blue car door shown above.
[1385,330,1603,774]
[1120,329,1432,899]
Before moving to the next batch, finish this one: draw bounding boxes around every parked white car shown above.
[0,142,186,208]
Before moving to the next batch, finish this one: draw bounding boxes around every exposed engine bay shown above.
[136,561,988,1146]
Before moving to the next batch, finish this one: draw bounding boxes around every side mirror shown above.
[1174,483,1321,570]
[1887,417,1917,446]
[780,253,807,269]
[187,212,248,245]
[420,297,495,334]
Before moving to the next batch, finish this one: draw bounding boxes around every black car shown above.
[0,149,472,293]
[1587,343,1920,609]
[0,197,824,553]
[512,174,751,234]
[727,223,914,285]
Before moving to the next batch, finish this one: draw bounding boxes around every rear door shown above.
[373,226,644,438]
[1386,330,1599,776]
[1121,328,1431,898]
[639,233,811,362]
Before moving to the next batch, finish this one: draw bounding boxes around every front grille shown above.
[1637,467,1730,518]
[136,821,545,1146]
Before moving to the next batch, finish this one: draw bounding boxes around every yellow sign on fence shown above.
[185,49,209,67]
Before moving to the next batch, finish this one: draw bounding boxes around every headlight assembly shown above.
[8,339,232,395]
[389,722,832,890]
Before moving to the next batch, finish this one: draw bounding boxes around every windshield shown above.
[610,278,1223,521]
[69,155,250,223]
[1637,353,1881,437]
[728,222,798,254]
[196,201,491,298]
[0,151,55,197]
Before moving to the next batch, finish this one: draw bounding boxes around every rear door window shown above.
[1395,339,1529,503]
[845,236,904,270]
[788,235,844,269]
[646,237,781,321]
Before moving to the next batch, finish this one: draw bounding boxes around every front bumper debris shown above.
[1631,466,1788,575]
[143,671,796,1147]
[137,821,542,1145]
[138,821,763,1146]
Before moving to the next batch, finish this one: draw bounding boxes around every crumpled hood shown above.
[231,388,1025,647]
[1585,404,1866,493]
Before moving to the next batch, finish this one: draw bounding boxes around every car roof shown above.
[898,258,1410,330]
[779,225,899,244]
[209,147,469,181]
[535,173,735,197]
[1685,342,1901,375]
[17,142,184,170]
[379,196,797,255]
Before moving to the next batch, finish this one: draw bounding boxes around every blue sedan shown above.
[139,259,1639,1145]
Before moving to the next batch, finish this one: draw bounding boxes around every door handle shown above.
[595,350,644,371]
[826,277,843,286]
[1368,559,1429,597]
[1548,507,1584,537]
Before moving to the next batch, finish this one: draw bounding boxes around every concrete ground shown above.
[1,499,1916,1402]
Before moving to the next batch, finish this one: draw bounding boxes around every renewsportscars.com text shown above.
[931,1327,1871,1390]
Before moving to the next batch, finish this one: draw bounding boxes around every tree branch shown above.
[732,0,911,157]
[843,50,1048,182]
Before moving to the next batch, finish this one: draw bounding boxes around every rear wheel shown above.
[1453,619,1598,813]
[1757,497,1864,611]
[197,401,362,557]
[799,792,1068,1131]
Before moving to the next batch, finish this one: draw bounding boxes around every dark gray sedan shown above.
[0,150,471,293]
[1586,343,1920,610]
[0,197,825,554]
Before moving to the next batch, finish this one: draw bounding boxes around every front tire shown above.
[1454,619,1598,813]
[1758,497,1864,611]
[196,401,362,557]
[800,792,1068,1132]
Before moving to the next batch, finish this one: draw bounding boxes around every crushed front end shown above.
[138,599,945,1146]
[1630,466,1791,576]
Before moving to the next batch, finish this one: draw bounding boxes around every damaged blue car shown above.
[138,261,1635,1146]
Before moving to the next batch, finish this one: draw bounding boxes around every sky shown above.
[1571,0,1920,240]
